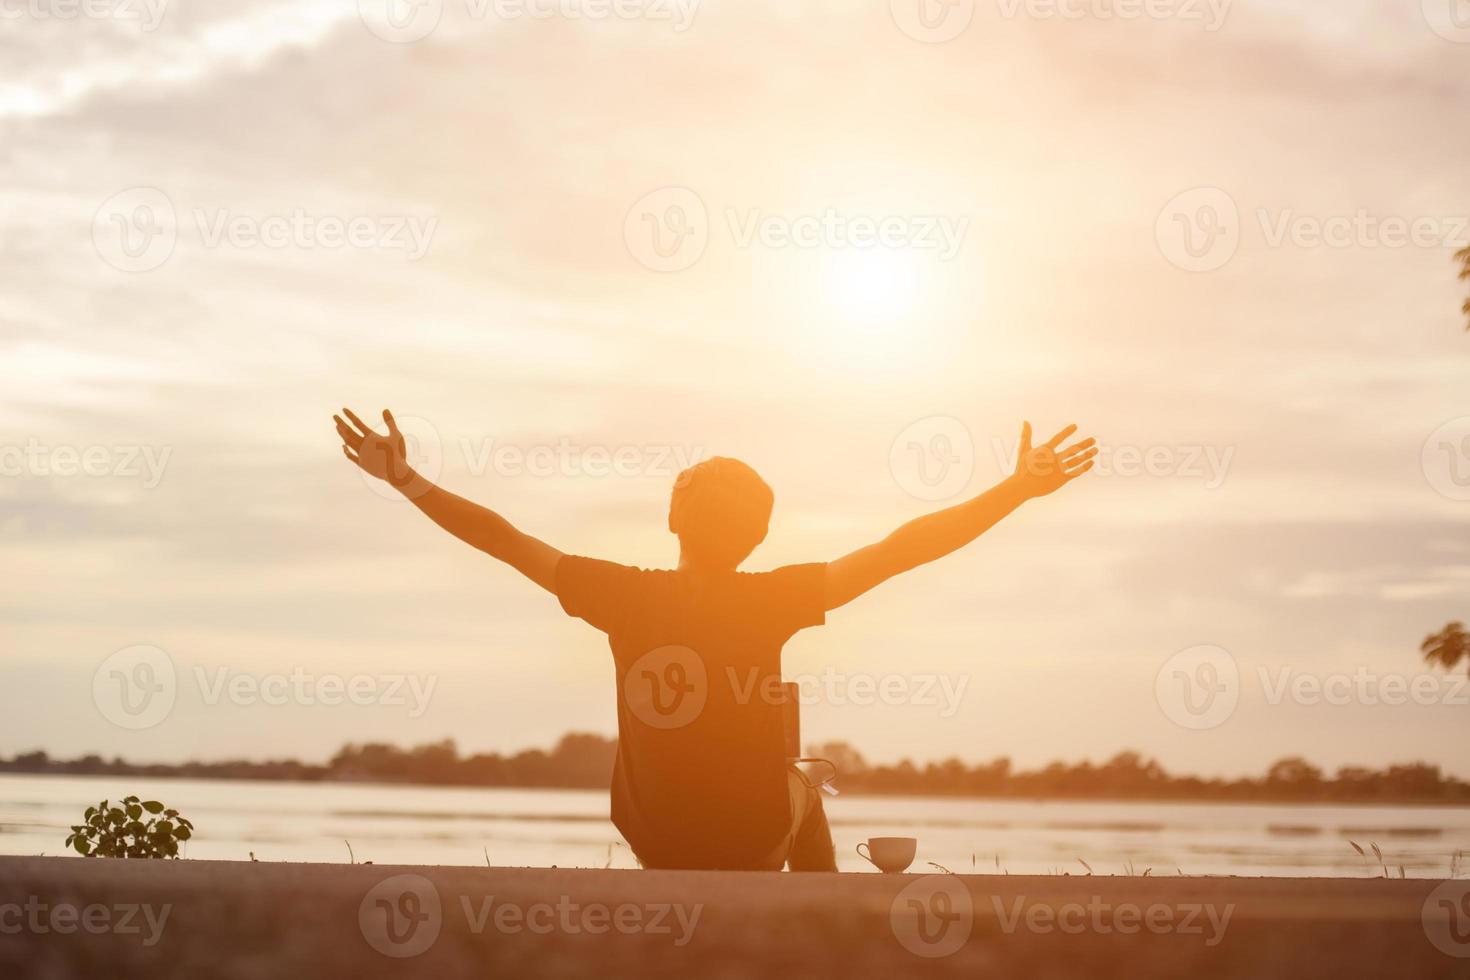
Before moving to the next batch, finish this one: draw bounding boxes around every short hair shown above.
[668,457,773,569]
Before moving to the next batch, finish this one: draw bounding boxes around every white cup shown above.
[856,836,917,873]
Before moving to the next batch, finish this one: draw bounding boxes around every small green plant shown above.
[66,796,193,858]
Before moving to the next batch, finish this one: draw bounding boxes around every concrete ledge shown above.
[1,857,1464,978]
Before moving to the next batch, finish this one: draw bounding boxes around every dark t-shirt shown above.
[556,556,826,870]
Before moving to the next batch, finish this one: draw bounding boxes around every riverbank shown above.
[2,856,1466,978]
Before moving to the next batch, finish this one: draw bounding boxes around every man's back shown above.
[557,557,826,869]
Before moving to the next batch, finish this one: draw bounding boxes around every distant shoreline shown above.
[6,767,1470,809]
[8,734,1469,807]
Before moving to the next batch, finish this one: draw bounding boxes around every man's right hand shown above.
[335,407,415,488]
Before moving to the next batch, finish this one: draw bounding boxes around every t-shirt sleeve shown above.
[555,555,645,635]
[760,562,828,638]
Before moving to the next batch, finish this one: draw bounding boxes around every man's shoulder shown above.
[735,562,828,581]
[559,555,676,577]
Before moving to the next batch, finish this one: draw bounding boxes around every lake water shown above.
[3,774,1467,877]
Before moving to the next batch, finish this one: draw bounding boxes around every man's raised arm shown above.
[334,407,562,594]
[824,421,1096,611]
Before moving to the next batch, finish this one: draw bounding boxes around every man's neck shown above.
[676,552,737,576]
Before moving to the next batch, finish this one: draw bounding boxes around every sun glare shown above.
[824,248,926,330]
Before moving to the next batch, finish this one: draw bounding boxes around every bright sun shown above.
[824,248,926,330]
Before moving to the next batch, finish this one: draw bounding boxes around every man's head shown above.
[668,456,773,571]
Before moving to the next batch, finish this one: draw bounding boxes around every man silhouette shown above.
[334,408,1095,871]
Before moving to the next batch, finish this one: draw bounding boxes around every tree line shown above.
[5,736,1468,803]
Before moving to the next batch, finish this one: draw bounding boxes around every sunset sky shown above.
[3,0,1469,779]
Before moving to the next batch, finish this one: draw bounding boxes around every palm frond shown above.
[1422,622,1470,672]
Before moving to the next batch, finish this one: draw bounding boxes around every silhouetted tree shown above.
[1381,762,1443,799]
[1458,246,1470,329]
[806,741,868,778]
[1264,758,1323,787]
[547,734,616,787]
[1422,621,1470,675]
[12,750,49,772]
